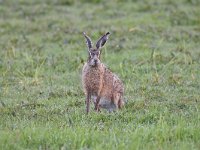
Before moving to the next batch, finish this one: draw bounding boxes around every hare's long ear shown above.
[83,32,93,51]
[96,32,110,49]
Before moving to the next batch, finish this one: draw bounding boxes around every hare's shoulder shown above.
[82,63,89,73]
[103,65,121,81]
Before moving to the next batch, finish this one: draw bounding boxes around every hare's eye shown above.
[90,53,94,57]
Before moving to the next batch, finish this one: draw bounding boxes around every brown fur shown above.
[82,60,124,113]
[82,32,125,114]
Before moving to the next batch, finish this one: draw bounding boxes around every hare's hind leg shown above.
[118,97,124,109]
[112,97,119,110]
[113,92,123,110]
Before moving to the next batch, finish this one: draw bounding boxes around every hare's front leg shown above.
[94,96,101,112]
[86,93,91,114]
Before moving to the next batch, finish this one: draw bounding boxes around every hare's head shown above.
[83,32,110,67]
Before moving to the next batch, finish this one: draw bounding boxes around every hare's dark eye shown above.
[90,52,94,57]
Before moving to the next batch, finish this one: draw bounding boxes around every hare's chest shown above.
[84,69,102,94]
[88,72,101,93]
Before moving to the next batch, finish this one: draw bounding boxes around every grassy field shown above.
[0,0,200,149]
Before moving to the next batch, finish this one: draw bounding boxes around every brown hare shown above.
[82,32,125,114]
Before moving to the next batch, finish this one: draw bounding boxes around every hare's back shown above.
[103,68,124,93]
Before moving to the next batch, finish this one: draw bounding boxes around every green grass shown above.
[0,0,200,149]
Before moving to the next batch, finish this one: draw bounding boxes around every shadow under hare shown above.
[82,32,125,114]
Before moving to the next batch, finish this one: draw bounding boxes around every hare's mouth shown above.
[91,63,98,67]
[90,60,99,67]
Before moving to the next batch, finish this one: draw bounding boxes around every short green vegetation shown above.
[0,0,200,149]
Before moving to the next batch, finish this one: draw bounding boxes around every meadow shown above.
[0,0,200,149]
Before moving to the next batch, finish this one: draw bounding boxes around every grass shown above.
[0,0,200,149]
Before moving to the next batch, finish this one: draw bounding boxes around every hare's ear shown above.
[83,32,93,52]
[96,32,110,49]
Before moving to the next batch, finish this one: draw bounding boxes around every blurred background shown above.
[0,0,200,149]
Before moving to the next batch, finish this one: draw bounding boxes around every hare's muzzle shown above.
[94,59,98,64]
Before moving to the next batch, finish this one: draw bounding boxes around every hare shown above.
[82,32,125,114]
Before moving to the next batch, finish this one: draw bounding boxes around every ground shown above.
[0,0,200,149]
